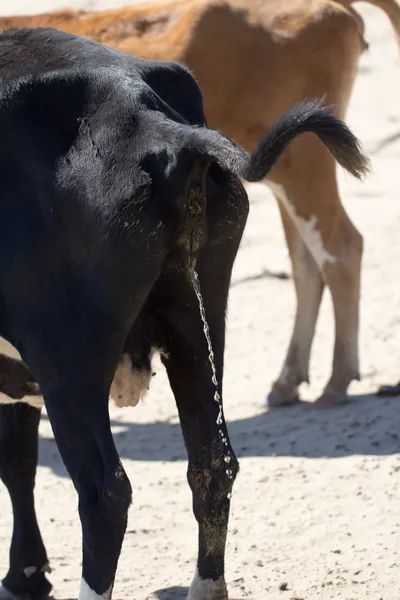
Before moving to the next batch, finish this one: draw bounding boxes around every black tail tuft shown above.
[243,98,370,182]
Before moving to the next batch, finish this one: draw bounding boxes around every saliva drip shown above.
[191,271,234,484]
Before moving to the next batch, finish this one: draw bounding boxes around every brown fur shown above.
[1,0,399,405]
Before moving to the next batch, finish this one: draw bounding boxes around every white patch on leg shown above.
[79,578,111,600]
[23,566,37,578]
[277,364,290,386]
[349,334,359,378]
[267,181,337,269]
[187,569,227,600]
[297,214,337,268]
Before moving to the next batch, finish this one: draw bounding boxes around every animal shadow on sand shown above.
[50,591,248,600]
[46,588,256,600]
[152,587,187,599]
[151,586,259,600]
[38,392,400,478]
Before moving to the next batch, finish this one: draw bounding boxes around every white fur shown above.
[110,347,168,408]
[23,566,37,578]
[0,345,165,410]
[110,353,151,408]
[79,578,111,600]
[187,569,227,600]
[277,364,290,386]
[0,390,43,409]
[0,338,43,408]
[268,181,337,269]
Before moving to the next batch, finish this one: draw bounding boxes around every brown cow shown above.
[1,0,398,407]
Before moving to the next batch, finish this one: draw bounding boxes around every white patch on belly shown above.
[0,388,43,409]
[187,569,227,600]
[0,341,166,410]
[267,181,337,269]
[0,338,43,408]
[110,347,166,409]
[110,353,151,408]
[79,578,111,600]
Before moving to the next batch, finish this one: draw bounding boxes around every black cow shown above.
[0,27,368,600]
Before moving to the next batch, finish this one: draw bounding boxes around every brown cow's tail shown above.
[178,98,370,183]
[348,0,400,53]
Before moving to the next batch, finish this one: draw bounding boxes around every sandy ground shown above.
[1,1,400,599]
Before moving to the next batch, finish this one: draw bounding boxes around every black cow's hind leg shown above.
[161,273,238,600]
[158,234,242,599]
[157,168,247,599]
[0,404,51,600]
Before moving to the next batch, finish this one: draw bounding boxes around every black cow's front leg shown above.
[0,404,51,600]
[41,381,132,600]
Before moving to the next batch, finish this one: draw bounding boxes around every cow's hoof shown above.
[267,387,299,408]
[187,571,228,600]
[376,382,400,397]
[0,586,28,600]
[314,389,348,407]
[0,572,52,600]
[0,585,51,600]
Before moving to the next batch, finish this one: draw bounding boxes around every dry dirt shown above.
[1,1,400,599]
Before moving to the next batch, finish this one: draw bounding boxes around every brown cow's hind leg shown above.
[266,143,363,407]
[267,195,324,407]
[317,211,363,406]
